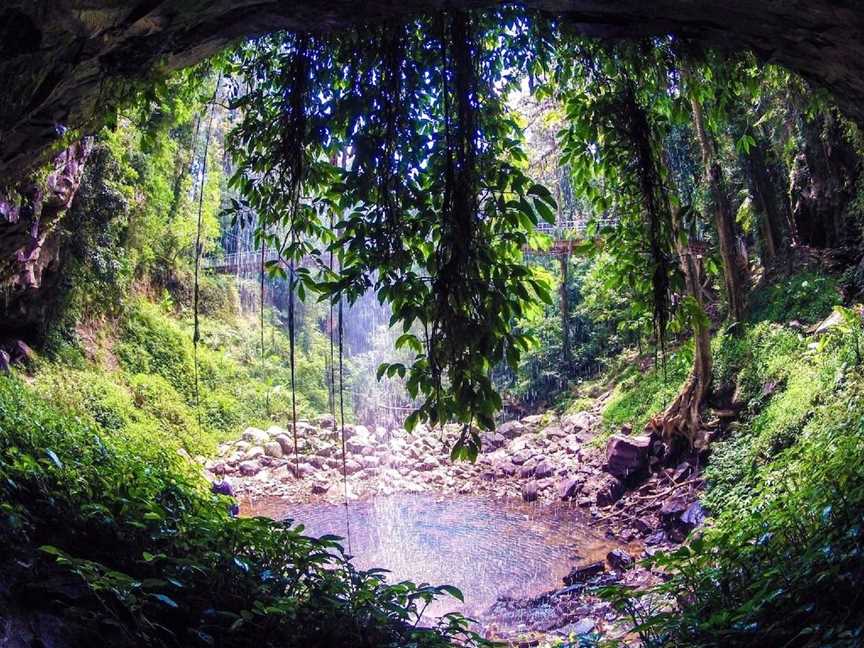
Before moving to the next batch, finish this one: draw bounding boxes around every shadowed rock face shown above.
[0,1,863,183]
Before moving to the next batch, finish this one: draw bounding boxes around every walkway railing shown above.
[204,213,617,271]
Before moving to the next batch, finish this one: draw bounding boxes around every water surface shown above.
[245,494,612,619]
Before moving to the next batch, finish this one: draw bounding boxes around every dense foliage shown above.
[0,377,484,647]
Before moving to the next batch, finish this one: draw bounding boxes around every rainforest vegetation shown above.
[1,4,863,647]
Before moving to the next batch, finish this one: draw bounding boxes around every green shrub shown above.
[0,375,486,648]
[604,321,864,648]
[749,271,840,325]
[601,345,691,434]
[117,299,196,397]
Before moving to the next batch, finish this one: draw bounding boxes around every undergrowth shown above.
[600,299,864,647]
[0,376,484,647]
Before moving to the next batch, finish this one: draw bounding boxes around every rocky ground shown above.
[205,404,707,646]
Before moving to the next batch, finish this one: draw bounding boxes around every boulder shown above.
[522,414,545,427]
[266,425,287,438]
[557,477,581,500]
[346,436,372,453]
[8,340,35,364]
[563,561,605,586]
[344,459,363,475]
[238,460,260,476]
[521,481,539,502]
[561,411,595,433]
[541,424,566,439]
[244,445,265,460]
[511,449,534,465]
[604,434,652,478]
[361,456,380,470]
[498,461,518,477]
[481,431,506,450]
[297,462,316,478]
[595,474,625,507]
[534,460,554,479]
[353,424,370,439]
[519,463,536,479]
[263,441,283,458]
[242,427,269,444]
[0,350,11,373]
[308,455,327,469]
[606,549,634,571]
[273,434,293,455]
[316,414,336,429]
[497,420,524,439]
[311,479,330,494]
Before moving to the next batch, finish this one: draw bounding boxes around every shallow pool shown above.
[243,493,612,620]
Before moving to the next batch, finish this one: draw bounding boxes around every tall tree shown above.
[681,61,749,323]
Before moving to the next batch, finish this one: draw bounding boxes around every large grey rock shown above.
[244,445,264,460]
[557,477,582,500]
[604,434,652,478]
[521,481,539,502]
[242,427,269,444]
[263,441,283,458]
[238,460,260,476]
[534,460,554,479]
[497,420,524,439]
[562,411,596,433]
[595,474,625,507]
[316,414,336,429]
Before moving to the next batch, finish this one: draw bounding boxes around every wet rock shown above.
[238,460,260,476]
[361,455,380,470]
[672,461,693,482]
[0,350,10,373]
[595,474,625,507]
[606,549,634,571]
[521,481,539,502]
[682,500,706,527]
[522,414,545,427]
[557,477,581,500]
[242,427,269,444]
[519,463,536,479]
[633,516,655,535]
[563,561,605,586]
[604,434,651,479]
[263,441,283,458]
[310,479,330,494]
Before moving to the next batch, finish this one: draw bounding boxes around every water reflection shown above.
[245,494,611,619]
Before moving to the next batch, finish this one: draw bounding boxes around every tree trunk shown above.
[560,251,571,366]
[743,136,782,262]
[686,72,748,324]
[648,205,712,449]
